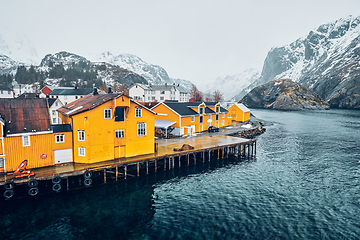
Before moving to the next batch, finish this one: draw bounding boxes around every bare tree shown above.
[213,90,223,102]
[189,85,203,102]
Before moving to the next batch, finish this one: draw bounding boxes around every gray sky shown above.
[1,0,360,86]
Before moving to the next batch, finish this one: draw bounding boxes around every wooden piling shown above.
[137,163,140,177]
[115,166,118,181]
[124,165,127,179]
[104,169,107,183]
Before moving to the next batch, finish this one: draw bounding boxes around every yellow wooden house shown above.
[57,92,156,164]
[151,101,230,136]
[0,98,73,173]
[227,103,251,122]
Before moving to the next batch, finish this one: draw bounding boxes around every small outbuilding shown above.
[227,103,250,122]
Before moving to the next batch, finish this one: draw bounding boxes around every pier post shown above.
[217,148,220,159]
[187,154,189,166]
[155,160,157,172]
[179,156,181,168]
[202,151,205,162]
[146,161,149,175]
[104,169,107,183]
[116,166,118,181]
[173,157,175,169]
[67,178,69,191]
[255,141,257,154]
[124,166,127,179]
[137,163,140,177]
[194,153,196,164]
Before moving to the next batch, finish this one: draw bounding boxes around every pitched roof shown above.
[48,88,93,96]
[0,84,12,91]
[0,98,52,135]
[58,93,121,116]
[159,101,228,117]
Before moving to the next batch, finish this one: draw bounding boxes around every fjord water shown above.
[1,109,360,239]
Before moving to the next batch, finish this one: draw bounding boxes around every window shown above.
[200,107,203,114]
[53,118,57,123]
[135,107,142,118]
[216,106,220,112]
[75,96,78,99]
[222,120,224,125]
[222,113,225,118]
[160,97,164,100]
[216,114,219,121]
[78,130,85,141]
[191,116,195,122]
[152,96,155,100]
[208,114,211,119]
[22,135,30,147]
[137,122,147,136]
[0,158,4,168]
[55,134,65,143]
[115,107,125,122]
[55,102,58,106]
[0,90,3,94]
[78,147,85,156]
[52,110,56,116]
[104,108,112,119]
[8,90,11,94]
[115,129,125,138]
[200,116,203,123]
[160,91,165,94]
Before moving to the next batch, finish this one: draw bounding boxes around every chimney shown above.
[107,87,112,93]
[93,88,98,95]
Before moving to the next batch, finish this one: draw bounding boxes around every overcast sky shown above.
[1,0,360,86]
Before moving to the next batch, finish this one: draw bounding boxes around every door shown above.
[115,146,126,159]
[54,149,73,164]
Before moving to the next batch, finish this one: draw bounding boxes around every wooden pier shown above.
[0,135,256,200]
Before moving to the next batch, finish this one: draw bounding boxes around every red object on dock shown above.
[7,160,35,178]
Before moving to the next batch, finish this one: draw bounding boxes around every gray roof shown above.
[49,88,93,96]
[150,85,175,91]
[159,101,228,117]
[0,84,12,91]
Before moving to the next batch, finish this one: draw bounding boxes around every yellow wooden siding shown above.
[152,104,181,128]
[4,131,72,172]
[69,96,155,164]
[227,105,250,122]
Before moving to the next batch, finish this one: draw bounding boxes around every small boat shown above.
[7,160,35,178]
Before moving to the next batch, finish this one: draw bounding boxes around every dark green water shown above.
[1,109,360,239]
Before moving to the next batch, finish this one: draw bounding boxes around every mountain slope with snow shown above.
[88,52,193,91]
[201,68,260,101]
[240,15,360,108]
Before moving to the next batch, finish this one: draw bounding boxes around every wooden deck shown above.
[0,135,256,199]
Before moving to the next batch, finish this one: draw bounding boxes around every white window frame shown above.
[137,122,147,137]
[55,134,65,143]
[104,108,112,119]
[135,107,142,118]
[22,135,30,147]
[78,147,85,156]
[222,113,225,118]
[191,116,195,122]
[222,120,224,125]
[115,129,125,138]
[78,130,85,141]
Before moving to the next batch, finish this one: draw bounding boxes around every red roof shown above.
[41,86,52,95]
[0,98,52,135]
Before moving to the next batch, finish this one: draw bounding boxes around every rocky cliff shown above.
[237,15,360,109]
[241,79,330,110]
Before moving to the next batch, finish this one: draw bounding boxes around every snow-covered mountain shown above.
[40,51,90,66]
[88,51,193,91]
[240,15,360,108]
[0,26,39,66]
[202,68,260,101]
